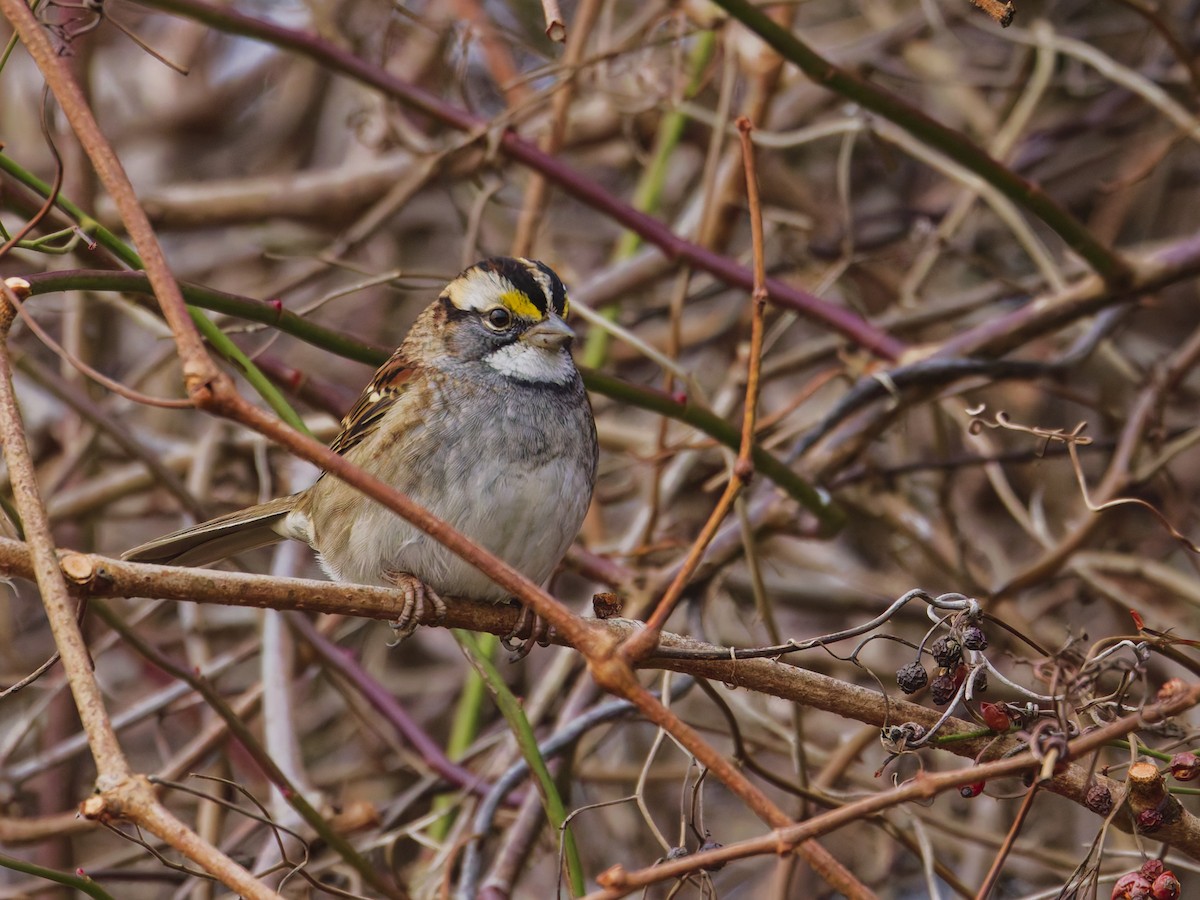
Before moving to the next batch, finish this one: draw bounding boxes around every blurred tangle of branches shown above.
[3,0,1200,897]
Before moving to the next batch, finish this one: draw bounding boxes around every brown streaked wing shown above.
[329,352,418,457]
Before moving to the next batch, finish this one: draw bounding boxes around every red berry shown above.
[952,663,968,688]
[960,781,985,798]
[1136,808,1164,833]
[980,702,1010,731]
[1169,752,1200,781]
[1112,872,1152,899]
[1140,860,1164,880]
[1151,871,1181,900]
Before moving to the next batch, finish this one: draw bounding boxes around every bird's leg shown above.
[501,603,553,660]
[382,570,445,642]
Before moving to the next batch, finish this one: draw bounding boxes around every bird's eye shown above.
[485,307,513,330]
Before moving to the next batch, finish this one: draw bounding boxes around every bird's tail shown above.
[122,495,298,567]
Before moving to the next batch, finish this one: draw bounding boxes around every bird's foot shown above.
[501,603,553,661]
[382,571,445,644]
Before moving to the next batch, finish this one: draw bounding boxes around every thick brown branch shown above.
[4,539,1196,858]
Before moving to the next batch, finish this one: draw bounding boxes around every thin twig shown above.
[0,281,128,781]
[600,117,874,899]
[0,282,279,899]
[511,0,602,256]
[621,115,771,661]
[974,784,1040,899]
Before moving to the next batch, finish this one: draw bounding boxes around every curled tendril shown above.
[1028,722,1070,761]
[967,404,1200,554]
[966,403,1093,455]
[880,723,927,755]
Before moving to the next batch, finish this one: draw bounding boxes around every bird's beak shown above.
[521,316,575,350]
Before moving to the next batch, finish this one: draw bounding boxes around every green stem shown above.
[26,270,385,365]
[189,309,308,433]
[616,31,716,261]
[455,630,585,897]
[584,369,843,533]
[0,852,116,900]
[428,632,495,842]
[446,633,494,760]
[0,153,134,267]
[0,154,308,430]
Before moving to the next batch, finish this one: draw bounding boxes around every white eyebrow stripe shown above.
[449,269,511,312]
[521,259,555,309]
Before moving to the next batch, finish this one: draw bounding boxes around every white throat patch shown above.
[484,343,576,384]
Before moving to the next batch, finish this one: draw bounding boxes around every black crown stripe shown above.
[530,259,569,317]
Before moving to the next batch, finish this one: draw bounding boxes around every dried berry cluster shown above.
[1111,859,1181,899]
[885,613,1016,793]
[896,621,992,701]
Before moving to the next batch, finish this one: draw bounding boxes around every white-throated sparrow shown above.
[124,258,598,641]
